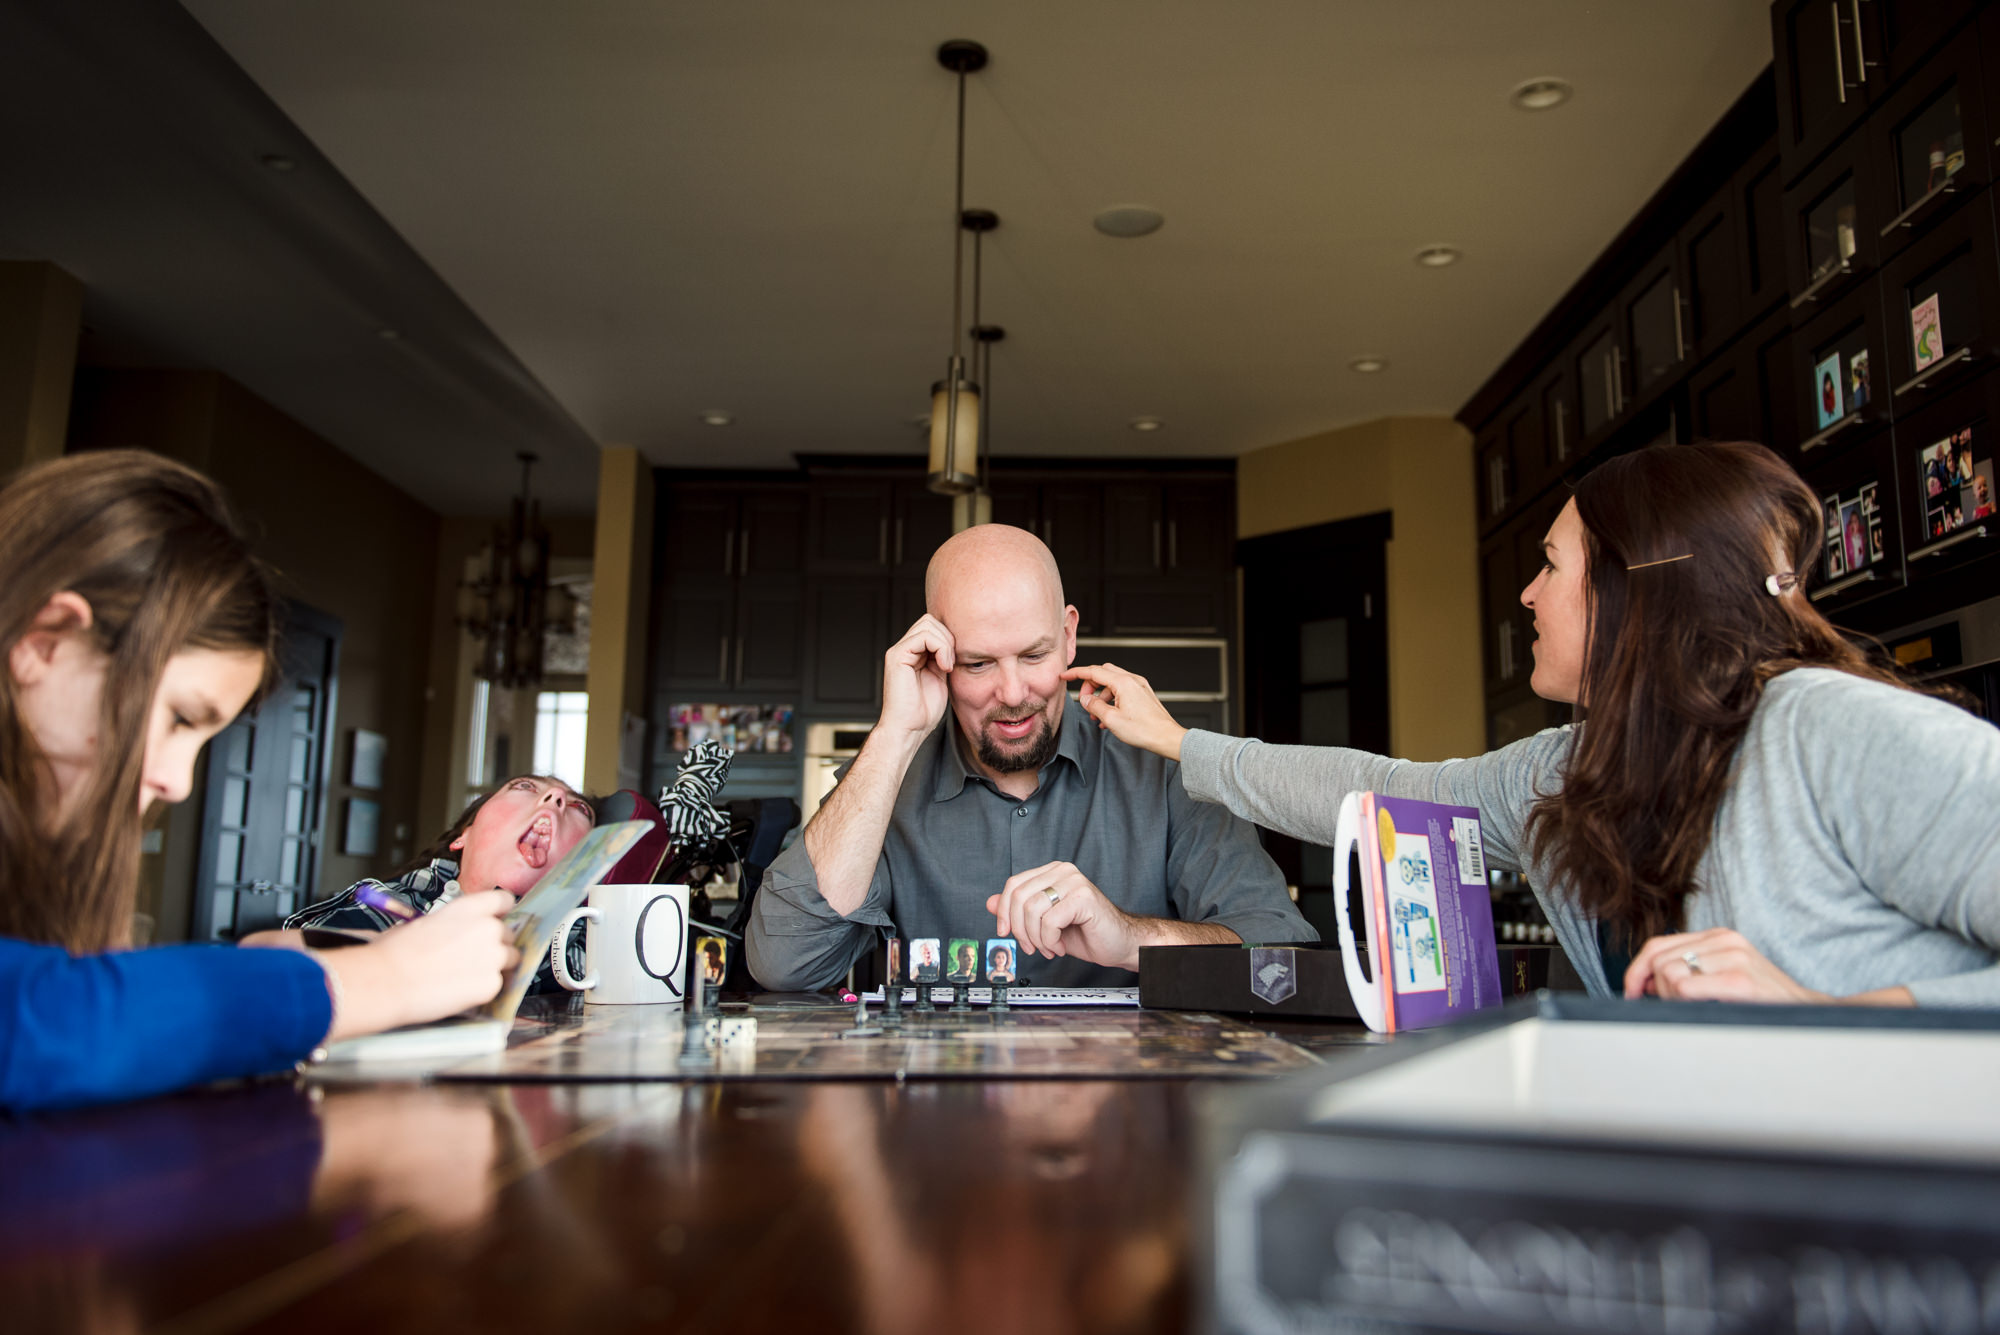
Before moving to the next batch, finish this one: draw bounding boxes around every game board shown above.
[423,998,1323,1084]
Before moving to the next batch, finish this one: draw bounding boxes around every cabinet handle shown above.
[1152,520,1162,569]
[1850,0,1872,80]
[718,636,729,682]
[740,528,751,574]
[1612,346,1626,413]
[723,528,735,577]
[894,518,904,566]
[1497,622,1513,680]
[734,637,744,686]
[1672,285,1685,362]
[1167,520,1178,568]
[1554,400,1567,461]
[1043,518,1053,548]
[878,518,889,567]
[1830,3,1848,103]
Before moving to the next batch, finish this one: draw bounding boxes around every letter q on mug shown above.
[551,883,691,1006]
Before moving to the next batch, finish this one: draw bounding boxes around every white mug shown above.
[551,883,690,1006]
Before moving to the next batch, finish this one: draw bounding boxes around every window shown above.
[533,691,589,791]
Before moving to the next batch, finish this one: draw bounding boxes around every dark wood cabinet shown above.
[1886,367,2000,582]
[1792,278,1892,461]
[1475,423,1514,533]
[657,465,1237,725]
[1737,145,1791,318]
[655,483,808,696]
[807,480,895,573]
[1774,0,1879,181]
[1877,0,1979,90]
[1800,431,1906,613]
[1681,184,1743,365]
[1571,313,1625,446]
[891,483,953,576]
[1870,33,1994,261]
[805,577,889,714]
[1878,187,2000,406]
[1477,533,1521,696]
[1782,129,1885,313]
[1621,243,1688,407]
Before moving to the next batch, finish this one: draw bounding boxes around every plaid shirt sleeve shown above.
[282,860,459,932]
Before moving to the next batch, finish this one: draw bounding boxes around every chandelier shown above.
[927,38,988,496]
[457,453,578,688]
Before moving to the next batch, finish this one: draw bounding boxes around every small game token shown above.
[696,935,728,1015]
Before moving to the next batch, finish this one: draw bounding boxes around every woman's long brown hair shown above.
[1523,441,1910,945]
[0,451,279,952]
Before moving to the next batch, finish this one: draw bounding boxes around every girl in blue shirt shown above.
[0,450,519,1111]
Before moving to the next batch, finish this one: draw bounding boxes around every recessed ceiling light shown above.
[1094,206,1165,238]
[1415,245,1462,268]
[1511,78,1573,111]
[259,153,297,172]
[1128,416,1165,431]
[1349,356,1388,374]
[376,327,401,341]
[698,410,734,427]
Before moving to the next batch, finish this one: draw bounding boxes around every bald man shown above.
[747,524,1312,990]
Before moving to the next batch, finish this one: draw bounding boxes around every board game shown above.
[400,996,1323,1084]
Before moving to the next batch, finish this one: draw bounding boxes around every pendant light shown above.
[927,39,987,496]
[456,453,578,688]
[955,209,1002,531]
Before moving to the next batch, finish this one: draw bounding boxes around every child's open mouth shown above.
[518,810,555,867]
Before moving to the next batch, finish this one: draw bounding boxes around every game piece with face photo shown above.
[946,938,979,984]
[696,935,727,1013]
[986,938,1017,1012]
[911,937,941,1012]
[946,937,978,1010]
[882,938,904,1025]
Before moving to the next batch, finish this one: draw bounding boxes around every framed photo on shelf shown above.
[1915,426,1995,542]
[1814,351,1844,430]
[1911,294,1944,371]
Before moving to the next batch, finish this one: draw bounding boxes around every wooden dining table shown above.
[0,994,1384,1335]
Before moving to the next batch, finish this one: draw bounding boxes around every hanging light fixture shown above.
[955,209,1003,531]
[927,39,988,496]
[456,453,578,688]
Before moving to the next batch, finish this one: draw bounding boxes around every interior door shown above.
[193,603,341,940]
[1238,512,1390,940]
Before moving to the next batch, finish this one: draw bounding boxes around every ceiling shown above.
[5,2,1773,515]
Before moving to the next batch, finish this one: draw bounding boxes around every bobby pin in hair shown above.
[1625,554,1693,571]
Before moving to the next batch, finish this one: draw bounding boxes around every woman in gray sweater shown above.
[1066,441,2000,1008]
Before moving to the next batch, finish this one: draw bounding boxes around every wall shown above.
[1236,415,1483,762]
[69,369,444,938]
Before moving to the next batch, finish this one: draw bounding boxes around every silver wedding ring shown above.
[1683,950,1703,975]
[1043,886,1062,906]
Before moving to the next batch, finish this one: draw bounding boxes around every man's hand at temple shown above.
[987,861,1239,973]
[882,614,955,741]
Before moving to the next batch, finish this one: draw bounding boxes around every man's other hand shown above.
[986,861,1143,972]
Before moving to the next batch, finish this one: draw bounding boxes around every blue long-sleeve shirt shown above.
[0,936,333,1112]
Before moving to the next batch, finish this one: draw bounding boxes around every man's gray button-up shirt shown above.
[747,698,1314,990]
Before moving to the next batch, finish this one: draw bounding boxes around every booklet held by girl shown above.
[1332,791,1504,1033]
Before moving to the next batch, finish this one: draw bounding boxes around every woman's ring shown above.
[1683,950,1703,975]
[1043,887,1062,906]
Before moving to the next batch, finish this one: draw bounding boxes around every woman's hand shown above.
[317,890,520,1041]
[1062,663,1188,761]
[1623,927,1912,1006]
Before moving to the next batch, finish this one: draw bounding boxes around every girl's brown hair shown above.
[1524,440,1909,945]
[0,450,279,952]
